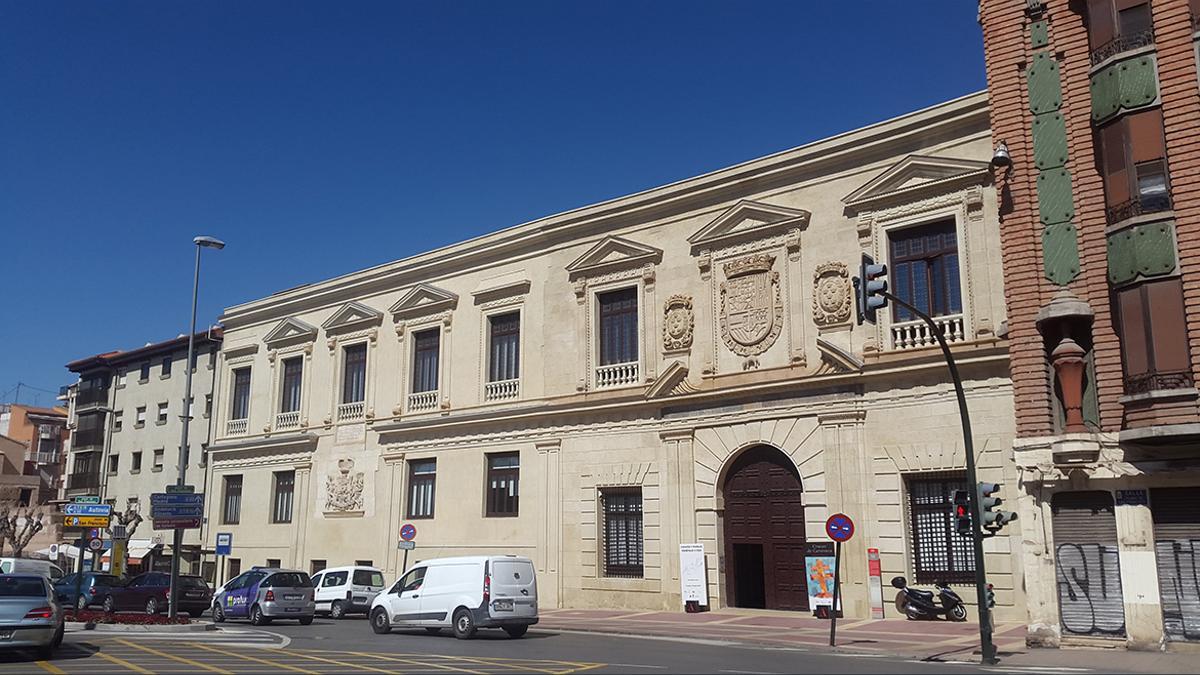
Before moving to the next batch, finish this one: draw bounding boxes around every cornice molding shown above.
[263,317,318,347]
[390,283,459,320]
[688,199,810,254]
[566,235,663,281]
[842,154,992,213]
[321,301,384,334]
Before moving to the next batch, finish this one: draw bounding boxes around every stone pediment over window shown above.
[566,236,662,281]
[321,301,383,334]
[687,200,810,254]
[263,317,318,347]
[471,271,530,305]
[842,154,991,212]
[389,283,459,320]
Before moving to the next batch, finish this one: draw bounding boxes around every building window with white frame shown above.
[596,288,639,388]
[407,459,436,519]
[486,312,520,401]
[277,357,303,428]
[601,487,643,578]
[409,329,440,411]
[888,220,964,349]
[485,453,519,517]
[272,470,295,523]
[228,367,251,435]
[338,344,367,421]
[156,402,168,424]
[222,475,243,525]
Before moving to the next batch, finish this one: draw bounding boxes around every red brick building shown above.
[981,0,1200,649]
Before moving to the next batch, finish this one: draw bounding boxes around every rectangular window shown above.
[412,330,440,394]
[223,475,243,524]
[205,394,213,417]
[140,363,151,382]
[486,453,520,517]
[117,370,127,387]
[1086,0,1154,61]
[889,220,961,322]
[107,455,119,475]
[17,489,31,507]
[135,406,146,427]
[601,487,644,578]
[161,357,172,378]
[112,411,123,432]
[231,368,251,420]
[157,402,168,424]
[342,344,367,404]
[152,449,164,471]
[488,313,521,382]
[280,357,303,413]
[1116,277,1194,393]
[272,471,295,523]
[598,288,639,365]
[906,473,976,584]
[131,451,142,473]
[1099,107,1170,222]
[310,560,326,575]
[407,459,436,519]
[265,558,281,569]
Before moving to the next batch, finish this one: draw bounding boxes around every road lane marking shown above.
[349,651,488,674]
[33,660,65,675]
[280,650,396,673]
[191,642,317,674]
[93,649,156,674]
[115,639,231,674]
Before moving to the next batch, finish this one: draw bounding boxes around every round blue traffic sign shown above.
[400,523,417,542]
[826,513,855,542]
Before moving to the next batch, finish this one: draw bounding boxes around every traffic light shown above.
[854,253,888,325]
[978,482,1018,533]
[952,489,972,536]
[985,583,996,609]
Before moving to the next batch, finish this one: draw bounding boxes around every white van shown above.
[370,555,537,639]
[311,565,386,618]
[0,559,64,581]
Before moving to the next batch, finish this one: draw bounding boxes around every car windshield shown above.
[180,577,208,590]
[266,573,311,588]
[0,577,44,597]
[352,570,385,587]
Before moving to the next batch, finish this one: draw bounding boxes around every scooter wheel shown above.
[950,604,968,621]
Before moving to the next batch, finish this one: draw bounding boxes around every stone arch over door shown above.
[720,444,807,611]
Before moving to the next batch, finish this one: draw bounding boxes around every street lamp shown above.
[168,235,225,619]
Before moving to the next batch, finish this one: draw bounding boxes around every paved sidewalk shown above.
[537,608,1196,672]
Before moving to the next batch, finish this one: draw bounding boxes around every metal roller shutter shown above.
[1051,491,1126,637]
[1151,488,1200,642]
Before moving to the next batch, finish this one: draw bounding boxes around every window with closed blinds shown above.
[412,330,440,393]
[1115,277,1193,393]
[1097,107,1170,222]
[407,459,436,518]
[231,368,251,420]
[342,344,367,404]
[486,453,519,517]
[488,313,520,382]
[272,471,295,523]
[598,288,638,365]
[223,475,243,525]
[280,357,303,413]
[906,473,975,584]
[889,221,961,323]
[601,487,643,578]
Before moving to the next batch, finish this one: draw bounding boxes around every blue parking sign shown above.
[216,532,233,556]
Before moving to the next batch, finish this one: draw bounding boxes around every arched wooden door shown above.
[722,445,807,611]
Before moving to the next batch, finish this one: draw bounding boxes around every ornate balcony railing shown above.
[1125,370,1195,396]
[1106,192,1172,224]
[484,379,520,402]
[1090,28,1155,66]
[595,361,639,389]
[408,391,438,412]
[226,418,248,436]
[337,401,365,422]
[891,314,967,350]
[275,410,301,430]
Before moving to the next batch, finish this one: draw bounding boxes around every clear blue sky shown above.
[0,1,985,405]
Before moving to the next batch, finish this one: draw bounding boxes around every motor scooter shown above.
[891,576,968,621]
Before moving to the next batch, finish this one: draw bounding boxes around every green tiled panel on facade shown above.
[1037,167,1074,225]
[1027,51,1063,115]
[1043,222,1081,285]
[1107,221,1178,284]
[1032,111,1068,171]
[1030,20,1049,49]
[1091,54,1158,123]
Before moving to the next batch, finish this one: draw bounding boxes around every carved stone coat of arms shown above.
[662,294,694,351]
[325,458,364,512]
[812,261,852,327]
[719,254,783,356]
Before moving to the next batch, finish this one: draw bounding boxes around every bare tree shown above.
[0,505,45,557]
[106,507,143,539]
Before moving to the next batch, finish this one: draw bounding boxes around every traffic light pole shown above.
[877,289,997,665]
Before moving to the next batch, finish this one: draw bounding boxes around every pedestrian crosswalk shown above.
[89,627,289,649]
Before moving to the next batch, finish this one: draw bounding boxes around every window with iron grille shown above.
[601,487,643,578]
[488,313,520,382]
[598,288,638,365]
[342,344,367,404]
[280,357,303,413]
[412,330,440,393]
[272,471,295,523]
[889,220,961,322]
[486,453,519,517]
[231,368,251,420]
[223,475,243,525]
[906,472,975,584]
[407,459,436,519]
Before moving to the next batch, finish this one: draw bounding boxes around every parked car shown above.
[370,555,537,639]
[0,575,63,658]
[312,565,386,619]
[106,572,212,616]
[52,572,125,610]
[212,568,314,625]
[0,559,64,581]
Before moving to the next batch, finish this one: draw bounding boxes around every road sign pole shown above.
[829,540,841,647]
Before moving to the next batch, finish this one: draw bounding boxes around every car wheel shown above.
[330,600,346,620]
[503,625,528,639]
[250,604,270,626]
[213,603,226,623]
[299,616,314,626]
[452,608,476,640]
[102,596,115,613]
[370,607,391,634]
[424,627,442,635]
[145,597,159,615]
[76,595,88,611]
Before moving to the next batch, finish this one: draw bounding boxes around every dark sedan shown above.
[107,572,212,616]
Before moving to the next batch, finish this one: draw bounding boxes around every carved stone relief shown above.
[325,458,364,513]
[812,261,852,328]
[662,295,694,352]
[719,254,783,357]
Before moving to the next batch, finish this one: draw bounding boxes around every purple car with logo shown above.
[212,568,314,626]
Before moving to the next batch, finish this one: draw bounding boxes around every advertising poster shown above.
[679,543,709,605]
[805,541,839,609]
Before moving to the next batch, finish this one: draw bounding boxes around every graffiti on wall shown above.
[1055,543,1126,637]
[1157,538,1200,642]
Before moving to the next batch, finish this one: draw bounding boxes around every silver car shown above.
[0,575,63,658]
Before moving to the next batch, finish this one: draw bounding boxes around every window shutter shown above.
[1146,278,1190,373]
[1116,285,1150,377]
[1086,0,1116,49]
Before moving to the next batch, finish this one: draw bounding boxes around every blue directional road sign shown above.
[150,493,204,507]
[215,532,233,556]
[64,503,112,517]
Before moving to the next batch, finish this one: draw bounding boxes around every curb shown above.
[65,621,216,634]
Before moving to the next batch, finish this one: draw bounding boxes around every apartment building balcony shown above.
[337,401,365,422]
[484,379,520,402]
[275,410,301,430]
[890,314,967,351]
[1089,28,1154,67]
[1106,192,1171,225]
[70,427,105,449]
[74,387,109,409]
[408,391,438,412]
[66,470,102,492]
[595,361,639,389]
[226,418,248,436]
